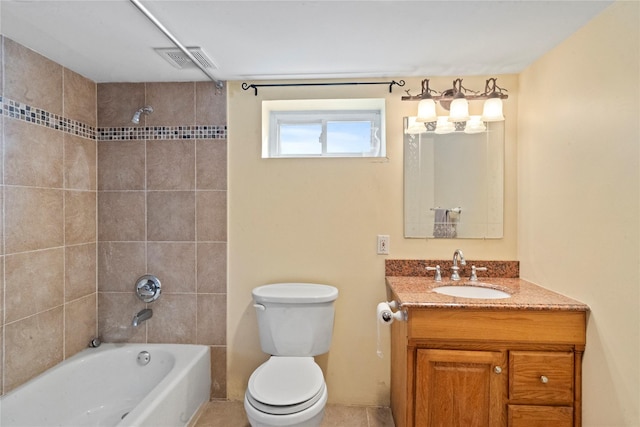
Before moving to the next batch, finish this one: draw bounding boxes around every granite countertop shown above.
[386,276,589,311]
[384,259,589,311]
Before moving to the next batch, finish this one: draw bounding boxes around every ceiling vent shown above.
[154,47,217,70]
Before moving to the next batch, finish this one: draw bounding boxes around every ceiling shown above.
[1,0,613,83]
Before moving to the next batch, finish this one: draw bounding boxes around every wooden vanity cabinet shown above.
[415,349,507,427]
[390,308,587,427]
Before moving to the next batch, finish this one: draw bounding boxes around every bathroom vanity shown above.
[385,260,589,427]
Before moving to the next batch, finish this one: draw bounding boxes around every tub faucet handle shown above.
[135,275,161,303]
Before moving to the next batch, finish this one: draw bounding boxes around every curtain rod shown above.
[129,0,224,89]
[241,80,405,96]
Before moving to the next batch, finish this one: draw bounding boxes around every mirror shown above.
[403,118,504,239]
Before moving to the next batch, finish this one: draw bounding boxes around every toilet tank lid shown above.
[253,283,338,304]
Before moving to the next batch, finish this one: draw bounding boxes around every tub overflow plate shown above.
[137,351,151,366]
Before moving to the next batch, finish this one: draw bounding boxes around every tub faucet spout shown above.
[132,308,153,327]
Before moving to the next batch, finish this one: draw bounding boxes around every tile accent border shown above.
[1,96,227,141]
[96,125,226,141]
[2,96,96,139]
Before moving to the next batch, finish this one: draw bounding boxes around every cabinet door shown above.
[415,349,506,427]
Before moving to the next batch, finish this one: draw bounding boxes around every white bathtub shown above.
[0,343,211,427]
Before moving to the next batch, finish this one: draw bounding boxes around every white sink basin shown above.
[433,284,511,299]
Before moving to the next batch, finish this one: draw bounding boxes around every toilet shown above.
[244,283,339,427]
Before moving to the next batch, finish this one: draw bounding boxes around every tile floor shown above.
[193,400,396,427]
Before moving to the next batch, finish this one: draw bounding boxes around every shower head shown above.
[131,106,153,124]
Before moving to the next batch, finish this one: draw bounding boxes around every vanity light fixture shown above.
[448,78,471,122]
[403,77,508,127]
[415,79,438,123]
[480,78,506,121]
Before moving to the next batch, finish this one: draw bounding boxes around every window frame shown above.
[262,99,386,158]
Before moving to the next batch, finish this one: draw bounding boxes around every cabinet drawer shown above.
[508,405,573,427]
[509,351,573,403]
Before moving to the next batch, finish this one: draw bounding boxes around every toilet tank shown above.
[252,283,338,357]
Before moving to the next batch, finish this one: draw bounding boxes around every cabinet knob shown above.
[540,375,549,384]
[493,366,502,374]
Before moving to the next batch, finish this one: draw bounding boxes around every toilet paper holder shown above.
[377,301,407,323]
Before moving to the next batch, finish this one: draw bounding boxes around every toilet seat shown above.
[246,357,325,415]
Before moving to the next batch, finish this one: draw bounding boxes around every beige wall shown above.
[518,2,639,425]
[227,74,519,404]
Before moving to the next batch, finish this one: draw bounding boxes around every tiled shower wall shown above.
[96,81,227,399]
[0,36,228,398]
[0,37,98,395]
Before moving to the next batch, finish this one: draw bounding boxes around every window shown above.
[262,99,386,158]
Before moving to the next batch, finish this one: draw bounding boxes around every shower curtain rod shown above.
[242,80,405,96]
[129,0,225,89]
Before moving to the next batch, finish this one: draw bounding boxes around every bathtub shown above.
[0,343,211,427]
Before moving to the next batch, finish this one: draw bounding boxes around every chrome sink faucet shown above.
[451,249,466,281]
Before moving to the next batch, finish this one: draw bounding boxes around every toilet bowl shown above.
[245,283,338,427]
[244,357,327,427]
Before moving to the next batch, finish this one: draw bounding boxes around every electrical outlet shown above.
[377,235,390,255]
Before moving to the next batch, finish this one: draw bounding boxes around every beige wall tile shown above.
[196,139,227,190]
[0,114,3,187]
[147,140,195,190]
[97,83,145,127]
[210,347,228,400]
[98,242,146,292]
[366,406,395,427]
[0,259,4,326]
[65,190,97,245]
[65,134,96,190]
[1,35,4,95]
[146,82,195,126]
[65,294,97,358]
[147,242,196,293]
[322,405,368,427]
[98,141,145,190]
[147,191,195,241]
[5,248,64,323]
[5,187,64,254]
[147,294,197,344]
[98,191,145,241]
[4,38,63,115]
[196,191,227,242]
[0,189,3,257]
[197,294,226,346]
[197,243,226,293]
[66,243,97,301]
[5,118,64,188]
[195,400,247,425]
[4,307,64,393]
[98,292,146,343]
[0,326,3,396]
[64,68,97,127]
[196,82,227,125]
